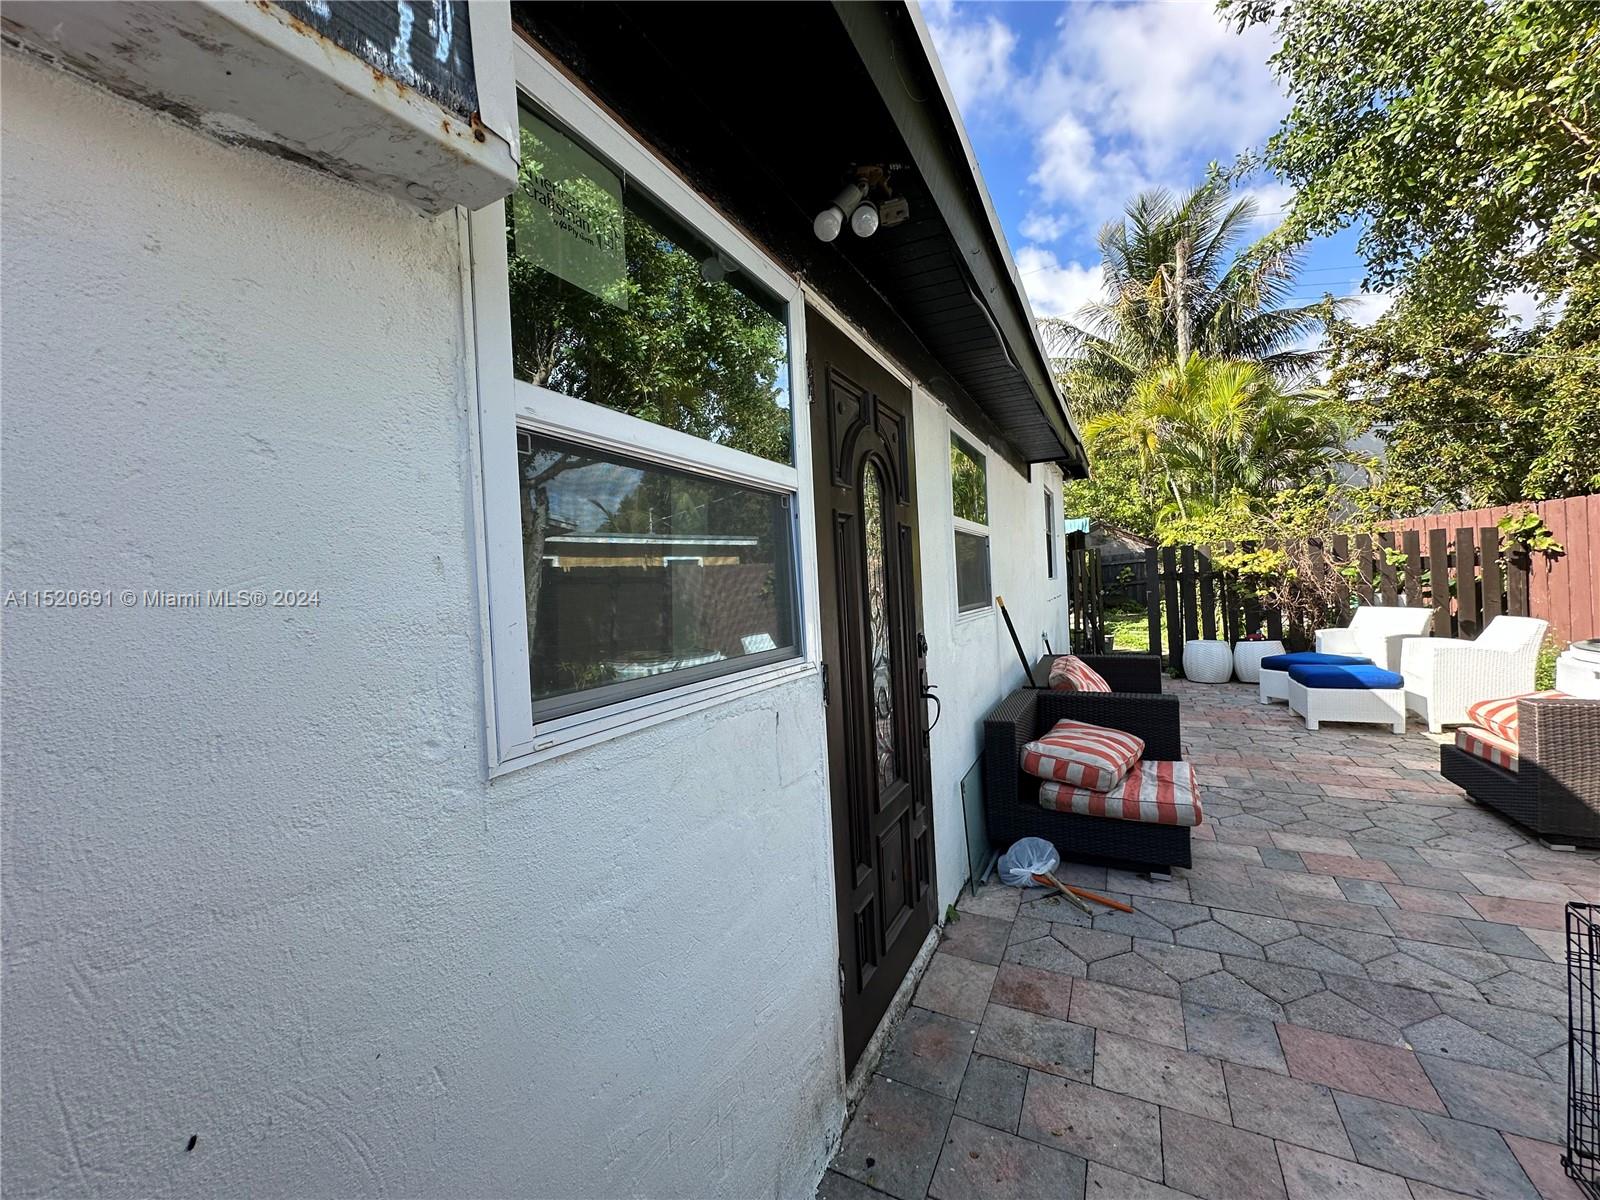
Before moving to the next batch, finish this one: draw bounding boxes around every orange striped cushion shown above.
[1456,725,1519,770]
[1464,691,1567,743]
[1047,655,1112,694]
[1039,760,1203,827]
[1021,719,1144,791]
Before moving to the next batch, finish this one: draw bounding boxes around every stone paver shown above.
[1092,1029,1229,1122]
[823,680,1599,1200]
[1276,1144,1410,1200]
[1223,1062,1351,1158]
[927,1116,1086,1200]
[832,1075,955,1200]
[1018,1072,1163,1182]
[954,1055,1027,1135]
[1278,1024,1445,1112]
[1161,1110,1287,1200]
[915,953,997,1023]
[988,962,1074,1022]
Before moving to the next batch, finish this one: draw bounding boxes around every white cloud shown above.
[925,1,1290,244]
[1020,211,1070,243]
[1237,181,1295,230]
[922,1,1017,116]
[1344,291,1395,326]
[1015,247,1104,320]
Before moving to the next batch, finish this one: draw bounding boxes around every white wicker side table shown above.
[1233,639,1287,683]
[1183,639,1234,683]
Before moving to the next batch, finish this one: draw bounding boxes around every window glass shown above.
[508,102,792,464]
[519,432,798,718]
[955,530,992,614]
[1045,489,1058,578]
[950,435,988,524]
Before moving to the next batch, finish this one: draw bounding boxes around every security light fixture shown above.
[813,179,869,243]
[850,201,880,238]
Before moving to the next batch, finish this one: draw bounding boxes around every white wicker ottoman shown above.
[1286,662,1407,733]
[1257,651,1372,705]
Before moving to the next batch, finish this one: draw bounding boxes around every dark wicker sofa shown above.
[1440,696,1600,847]
[983,683,1191,872]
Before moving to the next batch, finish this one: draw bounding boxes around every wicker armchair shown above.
[1314,604,1434,670]
[1440,695,1600,846]
[983,685,1191,872]
[1402,615,1550,732]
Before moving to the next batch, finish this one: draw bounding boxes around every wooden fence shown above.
[1382,494,1598,645]
[1140,527,1534,671]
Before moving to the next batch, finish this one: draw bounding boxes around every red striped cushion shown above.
[1039,761,1203,827]
[1021,719,1144,792]
[1456,725,1519,770]
[1047,655,1112,693]
[1464,691,1567,744]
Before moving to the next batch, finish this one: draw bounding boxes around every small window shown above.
[508,102,793,464]
[950,432,991,614]
[519,432,798,721]
[1044,489,1058,578]
[950,434,988,524]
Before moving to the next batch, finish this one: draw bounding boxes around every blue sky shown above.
[922,0,1389,331]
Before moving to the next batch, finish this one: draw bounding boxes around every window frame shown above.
[1044,485,1059,579]
[948,422,993,619]
[465,38,820,774]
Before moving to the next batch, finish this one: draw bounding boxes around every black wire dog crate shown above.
[1570,902,1600,1200]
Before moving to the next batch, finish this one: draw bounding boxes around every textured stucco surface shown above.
[1,55,842,1199]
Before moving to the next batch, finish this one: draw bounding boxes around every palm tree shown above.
[1082,356,1361,522]
[1045,183,1330,417]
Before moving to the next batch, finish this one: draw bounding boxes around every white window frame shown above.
[948,421,993,620]
[1044,485,1060,579]
[465,38,820,775]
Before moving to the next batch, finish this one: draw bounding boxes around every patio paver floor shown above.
[820,679,1597,1200]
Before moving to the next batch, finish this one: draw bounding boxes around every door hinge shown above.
[821,662,830,706]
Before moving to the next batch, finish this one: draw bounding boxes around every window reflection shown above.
[508,102,792,464]
[519,433,798,716]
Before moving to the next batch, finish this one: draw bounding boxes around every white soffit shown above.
[0,1,518,215]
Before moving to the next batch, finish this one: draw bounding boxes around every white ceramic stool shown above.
[1233,639,1286,683]
[1183,639,1234,683]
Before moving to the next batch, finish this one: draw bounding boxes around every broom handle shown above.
[1065,885,1134,914]
[996,596,1037,688]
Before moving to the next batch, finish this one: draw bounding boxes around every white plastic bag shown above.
[998,837,1060,887]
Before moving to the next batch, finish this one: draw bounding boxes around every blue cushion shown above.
[1259,651,1372,672]
[1287,663,1404,690]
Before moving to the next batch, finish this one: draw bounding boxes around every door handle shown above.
[921,684,941,733]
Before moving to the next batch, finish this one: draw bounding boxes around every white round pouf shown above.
[1183,639,1234,683]
[1232,639,1287,683]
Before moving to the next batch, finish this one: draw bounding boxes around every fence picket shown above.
[1162,546,1182,666]
[1480,526,1505,623]
[1179,546,1200,642]
[1428,529,1451,635]
[1199,549,1217,640]
[1377,532,1399,603]
[1144,547,1161,655]
[1402,531,1423,608]
[1455,527,1480,639]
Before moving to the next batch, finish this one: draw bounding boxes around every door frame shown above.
[804,297,938,1072]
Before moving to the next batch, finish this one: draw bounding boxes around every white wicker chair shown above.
[1401,615,1550,733]
[1315,605,1435,670]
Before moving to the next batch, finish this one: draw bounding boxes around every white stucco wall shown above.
[1,55,843,1199]
[913,393,1069,910]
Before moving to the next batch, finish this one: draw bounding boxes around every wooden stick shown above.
[1033,873,1093,914]
[997,596,1038,688]
[1064,885,1133,914]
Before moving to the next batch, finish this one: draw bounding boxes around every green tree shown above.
[1044,182,1328,417]
[1082,355,1363,525]
[1222,0,1600,311]
[1327,269,1600,507]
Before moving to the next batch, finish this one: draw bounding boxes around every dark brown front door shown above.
[808,310,936,1071]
